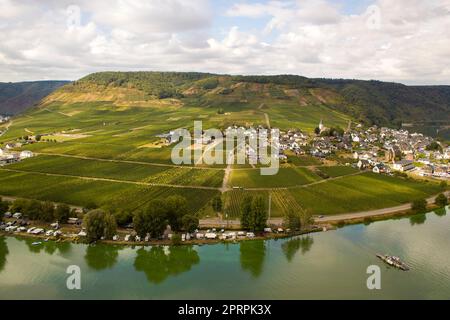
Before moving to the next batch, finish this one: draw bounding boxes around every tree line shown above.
[82,195,200,242]
[0,197,74,223]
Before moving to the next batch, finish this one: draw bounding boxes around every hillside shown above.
[46,72,450,133]
[0,71,445,220]
[0,81,69,115]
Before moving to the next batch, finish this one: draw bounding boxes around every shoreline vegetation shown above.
[1,192,448,247]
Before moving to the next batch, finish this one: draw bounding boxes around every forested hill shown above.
[70,72,450,128]
[0,81,69,115]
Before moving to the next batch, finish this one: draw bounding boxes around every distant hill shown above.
[0,81,69,115]
[37,72,450,139]
[67,72,449,126]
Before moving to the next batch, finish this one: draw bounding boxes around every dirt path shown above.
[264,113,271,129]
[221,149,235,193]
[257,103,271,129]
[195,138,223,166]
[0,120,13,137]
[314,191,450,223]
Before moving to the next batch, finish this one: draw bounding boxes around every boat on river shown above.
[377,254,410,271]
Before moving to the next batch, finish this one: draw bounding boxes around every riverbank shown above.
[3,210,450,300]
[0,223,327,248]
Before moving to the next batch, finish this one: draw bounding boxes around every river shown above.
[0,207,449,300]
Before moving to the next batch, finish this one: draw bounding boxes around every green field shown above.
[316,165,359,178]
[223,173,442,218]
[0,170,219,214]
[229,167,322,188]
[6,155,224,187]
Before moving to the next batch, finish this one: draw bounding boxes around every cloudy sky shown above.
[1,0,449,84]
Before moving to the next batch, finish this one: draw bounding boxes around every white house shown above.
[20,151,34,159]
[392,160,415,172]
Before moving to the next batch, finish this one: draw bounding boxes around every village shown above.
[157,120,450,179]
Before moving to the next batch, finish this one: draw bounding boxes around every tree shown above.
[182,214,199,233]
[212,195,222,213]
[411,199,427,213]
[24,200,43,220]
[284,209,301,231]
[426,142,442,152]
[435,193,448,207]
[240,196,253,230]
[133,200,168,238]
[0,197,9,215]
[171,233,182,246]
[330,127,344,137]
[83,209,117,242]
[251,196,267,232]
[10,199,30,214]
[114,210,133,226]
[40,201,55,222]
[54,204,71,223]
[165,195,188,231]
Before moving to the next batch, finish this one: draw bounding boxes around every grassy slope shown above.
[229,167,322,188]
[223,173,442,218]
[0,170,219,214]
[6,155,224,187]
[316,166,359,178]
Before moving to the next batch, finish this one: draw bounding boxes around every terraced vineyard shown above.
[316,165,359,178]
[0,169,219,214]
[7,155,224,187]
[229,167,322,189]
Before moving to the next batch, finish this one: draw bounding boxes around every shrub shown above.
[171,233,182,246]
[54,204,71,223]
[182,214,199,233]
[435,193,449,207]
[411,199,427,213]
[284,209,301,231]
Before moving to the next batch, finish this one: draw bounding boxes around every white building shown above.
[20,151,34,159]
[392,160,415,172]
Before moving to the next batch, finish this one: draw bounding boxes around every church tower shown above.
[319,119,324,131]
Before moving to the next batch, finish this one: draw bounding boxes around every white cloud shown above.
[0,0,449,84]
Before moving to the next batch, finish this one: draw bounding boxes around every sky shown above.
[0,0,449,85]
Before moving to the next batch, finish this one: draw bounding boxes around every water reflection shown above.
[410,213,427,226]
[18,238,73,256]
[0,237,8,273]
[240,241,266,278]
[85,244,121,270]
[282,236,314,262]
[434,207,447,217]
[134,246,200,284]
